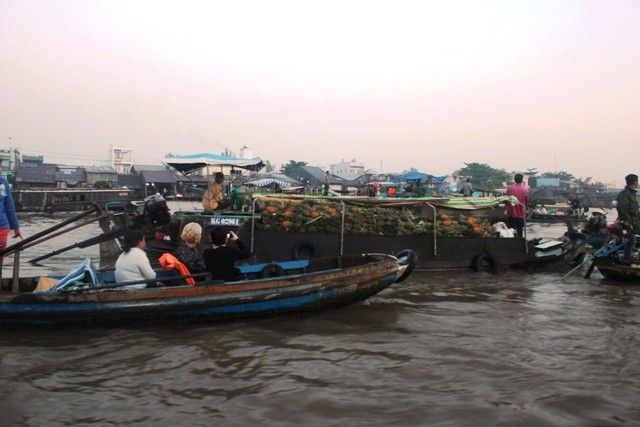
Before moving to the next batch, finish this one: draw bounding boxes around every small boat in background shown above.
[14,188,132,213]
[528,212,588,224]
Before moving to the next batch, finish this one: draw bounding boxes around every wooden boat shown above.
[0,251,416,328]
[100,194,585,274]
[583,240,640,282]
[527,212,587,224]
[590,260,640,281]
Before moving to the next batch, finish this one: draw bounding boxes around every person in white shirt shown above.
[115,229,156,289]
[534,204,548,215]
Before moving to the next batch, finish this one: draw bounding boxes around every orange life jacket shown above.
[158,253,195,285]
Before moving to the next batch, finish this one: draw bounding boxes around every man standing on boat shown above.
[616,173,640,264]
[0,165,22,279]
[506,173,529,238]
[202,172,232,212]
[460,178,473,196]
[323,171,330,196]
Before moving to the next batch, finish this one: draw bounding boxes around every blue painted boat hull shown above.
[0,253,407,328]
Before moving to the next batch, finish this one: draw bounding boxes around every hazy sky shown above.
[1,1,638,185]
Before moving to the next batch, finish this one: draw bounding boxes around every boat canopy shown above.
[395,171,446,184]
[162,153,265,175]
[244,173,300,188]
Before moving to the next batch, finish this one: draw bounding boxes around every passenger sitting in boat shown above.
[175,222,207,280]
[581,208,609,248]
[203,226,250,281]
[115,229,157,289]
[583,209,607,233]
[534,205,547,215]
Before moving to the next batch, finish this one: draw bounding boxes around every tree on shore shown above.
[280,161,308,178]
[541,171,575,181]
[454,162,511,189]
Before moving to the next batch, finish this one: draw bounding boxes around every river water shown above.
[1,207,639,426]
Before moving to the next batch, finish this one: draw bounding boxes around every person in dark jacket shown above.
[175,222,207,280]
[616,173,640,263]
[203,226,250,281]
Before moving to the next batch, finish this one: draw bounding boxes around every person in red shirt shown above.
[506,173,529,237]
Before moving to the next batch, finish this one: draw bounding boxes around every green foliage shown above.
[280,160,308,177]
[454,163,511,189]
[541,171,575,181]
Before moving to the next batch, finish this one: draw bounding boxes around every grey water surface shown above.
[1,210,639,426]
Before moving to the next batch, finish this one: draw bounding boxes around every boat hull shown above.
[171,224,582,272]
[528,213,586,224]
[0,254,403,327]
[594,260,640,282]
[248,229,538,270]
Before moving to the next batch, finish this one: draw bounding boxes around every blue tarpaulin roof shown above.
[396,172,446,183]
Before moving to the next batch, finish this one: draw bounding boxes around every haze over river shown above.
[1,206,638,426]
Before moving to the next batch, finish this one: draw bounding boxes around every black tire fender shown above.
[260,263,287,278]
[292,241,318,260]
[394,249,418,283]
[472,253,501,274]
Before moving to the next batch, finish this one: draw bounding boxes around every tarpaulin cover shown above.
[396,171,446,183]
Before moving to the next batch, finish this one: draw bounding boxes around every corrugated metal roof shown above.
[15,163,58,184]
[301,165,326,180]
[85,165,117,174]
[140,170,179,184]
[132,164,170,172]
[177,174,208,184]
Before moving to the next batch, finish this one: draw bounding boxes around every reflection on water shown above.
[1,211,639,426]
[2,214,104,277]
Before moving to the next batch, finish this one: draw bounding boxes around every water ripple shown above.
[2,216,640,426]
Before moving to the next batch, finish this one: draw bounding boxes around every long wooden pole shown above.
[11,249,19,292]
[14,212,112,255]
[28,227,126,264]
[0,205,99,257]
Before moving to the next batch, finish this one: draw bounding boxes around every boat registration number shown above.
[209,217,242,226]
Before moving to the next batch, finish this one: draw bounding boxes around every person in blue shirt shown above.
[0,166,21,279]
